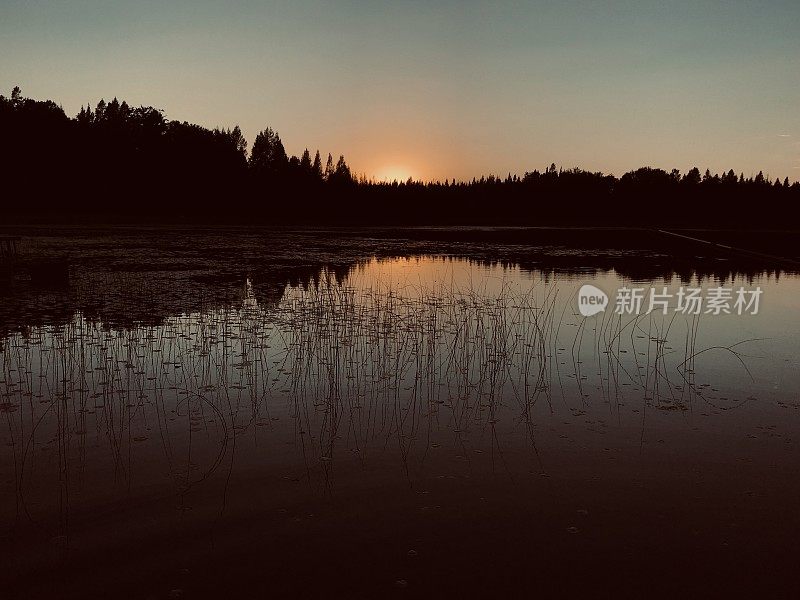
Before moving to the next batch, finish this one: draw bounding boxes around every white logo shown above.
[578,284,608,317]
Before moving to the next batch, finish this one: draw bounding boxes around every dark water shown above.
[1,232,799,598]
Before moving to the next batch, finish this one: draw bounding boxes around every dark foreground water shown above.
[1,228,799,598]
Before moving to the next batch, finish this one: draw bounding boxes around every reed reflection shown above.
[3,257,791,543]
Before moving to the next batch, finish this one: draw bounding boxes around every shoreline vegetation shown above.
[1,227,796,341]
[2,86,798,227]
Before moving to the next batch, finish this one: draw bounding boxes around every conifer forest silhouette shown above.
[4,86,800,600]
[2,87,798,226]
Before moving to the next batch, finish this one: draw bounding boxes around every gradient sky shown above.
[2,0,799,181]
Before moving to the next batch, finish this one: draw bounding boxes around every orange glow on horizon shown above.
[374,165,415,183]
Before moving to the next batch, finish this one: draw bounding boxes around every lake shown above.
[1,227,799,598]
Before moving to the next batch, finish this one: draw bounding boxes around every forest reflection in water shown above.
[1,255,799,597]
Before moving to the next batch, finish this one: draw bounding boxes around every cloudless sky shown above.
[2,0,799,181]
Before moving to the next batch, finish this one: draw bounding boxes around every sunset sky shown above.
[3,0,799,181]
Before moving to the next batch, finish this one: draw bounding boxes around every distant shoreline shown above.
[3,88,799,228]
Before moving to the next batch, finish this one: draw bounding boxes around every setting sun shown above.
[375,165,415,182]
[3,2,800,596]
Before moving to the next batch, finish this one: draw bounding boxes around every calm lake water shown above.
[2,241,800,598]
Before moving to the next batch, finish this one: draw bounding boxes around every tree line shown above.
[1,87,797,226]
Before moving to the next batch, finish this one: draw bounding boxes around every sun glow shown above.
[375,166,415,182]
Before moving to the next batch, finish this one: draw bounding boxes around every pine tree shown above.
[249,127,288,175]
[324,153,334,180]
[312,150,322,179]
[300,148,312,172]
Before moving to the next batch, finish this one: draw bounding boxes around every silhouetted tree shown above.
[682,167,701,185]
[229,125,247,158]
[2,86,798,226]
[300,149,312,173]
[329,155,353,186]
[249,127,287,176]
[312,150,323,180]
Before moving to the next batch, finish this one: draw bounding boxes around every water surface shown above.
[2,244,800,598]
